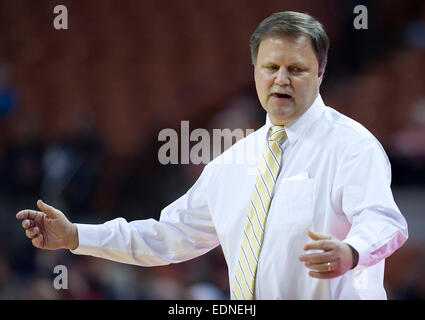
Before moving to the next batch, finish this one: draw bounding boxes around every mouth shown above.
[271,93,292,100]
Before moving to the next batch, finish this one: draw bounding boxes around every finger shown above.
[308,270,338,279]
[305,261,336,273]
[32,233,44,249]
[299,251,335,263]
[37,200,59,218]
[25,227,40,239]
[16,209,42,220]
[308,230,332,241]
[304,240,335,251]
[22,219,35,229]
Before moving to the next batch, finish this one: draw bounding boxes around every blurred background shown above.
[0,0,424,299]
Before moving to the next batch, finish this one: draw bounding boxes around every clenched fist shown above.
[16,200,79,250]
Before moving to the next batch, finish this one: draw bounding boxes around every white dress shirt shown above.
[71,94,408,299]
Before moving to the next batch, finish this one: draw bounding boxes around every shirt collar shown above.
[265,94,325,144]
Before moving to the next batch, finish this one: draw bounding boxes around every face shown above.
[254,35,323,126]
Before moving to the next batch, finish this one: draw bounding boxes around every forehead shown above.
[257,35,318,66]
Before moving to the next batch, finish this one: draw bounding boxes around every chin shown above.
[268,106,295,125]
[269,118,288,126]
[269,115,291,126]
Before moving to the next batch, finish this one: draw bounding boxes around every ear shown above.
[254,64,260,81]
[318,69,324,86]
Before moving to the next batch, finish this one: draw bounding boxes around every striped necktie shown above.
[231,125,287,300]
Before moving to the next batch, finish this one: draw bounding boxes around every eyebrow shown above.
[261,62,309,69]
[261,62,278,67]
[289,64,309,70]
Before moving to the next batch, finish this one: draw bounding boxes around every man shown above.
[16,11,408,299]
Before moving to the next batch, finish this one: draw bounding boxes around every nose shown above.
[274,68,290,86]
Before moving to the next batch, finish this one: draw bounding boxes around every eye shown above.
[264,65,278,72]
[290,66,303,73]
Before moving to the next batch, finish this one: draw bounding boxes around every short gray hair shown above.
[250,11,329,72]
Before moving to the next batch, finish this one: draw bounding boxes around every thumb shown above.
[37,200,60,218]
[308,230,332,241]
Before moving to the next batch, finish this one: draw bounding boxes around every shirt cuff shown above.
[343,237,370,268]
[69,223,101,255]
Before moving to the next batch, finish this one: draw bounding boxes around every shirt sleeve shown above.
[333,137,408,268]
[70,164,219,267]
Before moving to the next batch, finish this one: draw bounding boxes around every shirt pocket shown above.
[269,177,316,232]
